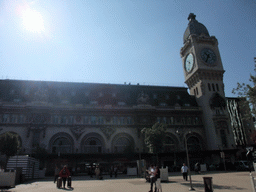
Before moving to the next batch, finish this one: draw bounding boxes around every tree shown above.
[0,132,21,168]
[232,60,256,120]
[141,122,167,156]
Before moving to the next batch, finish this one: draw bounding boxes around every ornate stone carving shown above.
[70,126,86,140]
[137,92,150,105]
[100,127,116,140]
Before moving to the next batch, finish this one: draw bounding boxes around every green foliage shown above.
[141,122,167,154]
[0,132,21,157]
[232,62,256,119]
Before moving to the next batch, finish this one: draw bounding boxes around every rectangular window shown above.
[10,114,17,123]
[60,116,66,124]
[157,117,161,123]
[113,117,118,124]
[127,117,132,125]
[2,114,9,123]
[220,130,228,148]
[91,116,96,124]
[68,116,74,125]
[212,84,215,91]
[216,84,219,91]
[208,83,211,91]
[53,116,59,124]
[84,116,89,124]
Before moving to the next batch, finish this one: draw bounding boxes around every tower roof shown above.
[183,13,210,43]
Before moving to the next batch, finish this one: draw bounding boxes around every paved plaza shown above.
[1,171,255,192]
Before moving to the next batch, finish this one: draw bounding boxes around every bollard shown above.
[203,177,213,192]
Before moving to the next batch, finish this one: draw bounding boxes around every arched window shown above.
[164,136,176,152]
[83,137,102,153]
[187,136,202,151]
[113,137,132,153]
[52,137,72,154]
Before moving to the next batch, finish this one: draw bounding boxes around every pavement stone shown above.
[1,171,255,192]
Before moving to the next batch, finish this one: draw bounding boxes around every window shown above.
[157,117,161,123]
[68,116,74,125]
[187,136,202,151]
[10,114,17,123]
[113,137,131,153]
[212,84,215,91]
[113,116,118,124]
[60,116,67,124]
[120,117,125,125]
[220,130,228,148]
[98,116,104,124]
[164,137,176,152]
[53,116,59,124]
[2,114,9,123]
[83,137,102,153]
[208,83,211,91]
[52,137,72,154]
[127,117,133,125]
[216,84,219,91]
[91,116,96,124]
[84,116,89,124]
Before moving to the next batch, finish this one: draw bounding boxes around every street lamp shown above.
[176,129,195,191]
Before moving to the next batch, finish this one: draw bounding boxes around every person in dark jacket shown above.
[59,165,70,189]
[155,166,162,192]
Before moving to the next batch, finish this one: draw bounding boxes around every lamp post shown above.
[176,129,195,191]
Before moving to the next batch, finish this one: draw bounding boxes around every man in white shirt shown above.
[148,164,156,192]
[181,163,188,181]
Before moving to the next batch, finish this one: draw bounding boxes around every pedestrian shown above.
[59,165,70,189]
[109,165,113,178]
[195,162,200,174]
[54,166,60,183]
[89,164,93,178]
[155,166,162,192]
[181,163,188,181]
[114,165,118,178]
[95,165,101,179]
[147,164,156,192]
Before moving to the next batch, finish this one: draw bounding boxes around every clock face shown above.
[185,53,194,73]
[200,48,217,65]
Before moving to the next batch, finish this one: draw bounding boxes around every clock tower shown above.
[180,13,235,150]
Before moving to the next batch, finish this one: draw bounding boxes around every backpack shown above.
[62,169,67,175]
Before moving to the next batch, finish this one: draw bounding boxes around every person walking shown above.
[155,166,162,192]
[147,164,156,192]
[54,166,60,183]
[59,165,70,189]
[181,163,188,181]
[95,165,101,179]
[114,165,118,178]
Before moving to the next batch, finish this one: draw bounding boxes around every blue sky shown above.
[0,0,255,97]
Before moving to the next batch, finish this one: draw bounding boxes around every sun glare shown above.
[21,8,45,33]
